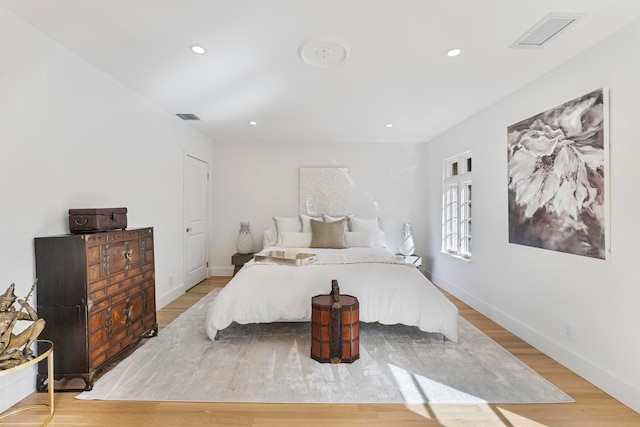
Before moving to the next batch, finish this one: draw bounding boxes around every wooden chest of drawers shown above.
[34,227,157,390]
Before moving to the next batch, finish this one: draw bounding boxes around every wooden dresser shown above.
[34,227,158,391]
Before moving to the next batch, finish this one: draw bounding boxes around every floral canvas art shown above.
[507,88,609,259]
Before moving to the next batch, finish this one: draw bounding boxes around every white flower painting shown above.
[507,88,609,259]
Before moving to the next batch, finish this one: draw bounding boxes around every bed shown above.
[205,215,459,342]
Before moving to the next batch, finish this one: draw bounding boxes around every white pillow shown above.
[300,214,322,232]
[323,214,347,222]
[277,232,312,248]
[263,226,277,247]
[322,214,349,233]
[345,232,375,248]
[273,216,301,233]
[348,215,379,232]
[348,215,386,247]
[373,229,386,248]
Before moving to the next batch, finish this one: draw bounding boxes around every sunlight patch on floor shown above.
[493,407,550,427]
[390,363,550,426]
[388,363,487,404]
[401,402,553,426]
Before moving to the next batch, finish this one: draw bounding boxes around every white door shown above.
[184,154,209,289]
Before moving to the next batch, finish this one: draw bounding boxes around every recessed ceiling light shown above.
[189,45,207,55]
[386,124,393,128]
[249,121,257,126]
[446,48,462,57]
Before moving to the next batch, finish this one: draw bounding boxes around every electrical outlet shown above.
[562,322,573,339]
[169,275,174,286]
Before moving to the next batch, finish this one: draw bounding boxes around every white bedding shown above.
[205,247,458,341]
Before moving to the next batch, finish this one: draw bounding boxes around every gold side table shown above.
[0,340,54,426]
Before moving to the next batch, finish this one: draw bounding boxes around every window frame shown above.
[442,152,472,260]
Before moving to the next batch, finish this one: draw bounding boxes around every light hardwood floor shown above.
[3,276,639,426]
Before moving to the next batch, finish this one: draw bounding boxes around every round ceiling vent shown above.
[298,39,349,68]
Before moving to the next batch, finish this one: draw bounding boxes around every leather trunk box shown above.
[68,208,127,233]
[311,280,360,364]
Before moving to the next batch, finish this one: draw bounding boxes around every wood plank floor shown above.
[3,276,639,426]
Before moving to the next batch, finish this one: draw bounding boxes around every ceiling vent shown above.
[510,13,587,48]
[176,113,200,120]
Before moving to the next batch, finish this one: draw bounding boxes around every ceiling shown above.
[2,0,640,144]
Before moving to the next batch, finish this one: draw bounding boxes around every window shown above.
[442,152,472,259]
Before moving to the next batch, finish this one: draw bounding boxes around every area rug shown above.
[77,289,573,404]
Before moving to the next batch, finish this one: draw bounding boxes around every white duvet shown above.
[205,247,458,341]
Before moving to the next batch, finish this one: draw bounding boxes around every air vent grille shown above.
[510,13,587,48]
[176,113,200,120]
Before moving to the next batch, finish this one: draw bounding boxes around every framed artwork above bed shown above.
[299,167,350,216]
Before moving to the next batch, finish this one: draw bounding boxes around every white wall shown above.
[0,9,212,411]
[208,140,429,275]
[423,19,640,413]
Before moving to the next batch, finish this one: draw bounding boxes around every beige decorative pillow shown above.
[310,218,347,248]
[322,214,349,233]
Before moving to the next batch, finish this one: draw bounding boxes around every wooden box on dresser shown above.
[34,227,158,391]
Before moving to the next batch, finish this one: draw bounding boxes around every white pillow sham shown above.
[277,231,312,248]
[322,214,349,233]
[300,214,322,232]
[264,215,385,248]
[276,231,374,248]
[273,216,301,233]
[348,215,385,247]
[345,231,375,248]
[323,214,347,222]
[348,215,378,231]
[372,229,386,248]
[263,226,278,247]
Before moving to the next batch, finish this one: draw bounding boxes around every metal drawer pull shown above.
[124,298,133,327]
[105,308,113,337]
[74,218,88,226]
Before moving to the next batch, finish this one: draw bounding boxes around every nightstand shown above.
[397,254,422,267]
[231,252,255,276]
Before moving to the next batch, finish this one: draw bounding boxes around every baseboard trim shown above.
[156,284,185,310]
[210,266,233,277]
[426,268,640,414]
[0,364,36,413]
